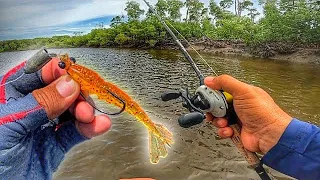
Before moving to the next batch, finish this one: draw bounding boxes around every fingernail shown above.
[204,76,214,83]
[217,120,223,126]
[222,130,229,136]
[56,76,76,97]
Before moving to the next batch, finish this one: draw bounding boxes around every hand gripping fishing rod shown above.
[143,1,271,179]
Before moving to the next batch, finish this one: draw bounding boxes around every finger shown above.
[41,57,67,85]
[206,112,214,121]
[217,127,234,138]
[211,117,228,128]
[76,115,112,138]
[206,113,229,127]
[75,90,89,102]
[74,100,95,123]
[32,75,80,119]
[204,75,250,96]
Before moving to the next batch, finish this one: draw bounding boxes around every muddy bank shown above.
[158,39,320,64]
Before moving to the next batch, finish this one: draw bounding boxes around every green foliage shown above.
[209,0,224,20]
[155,0,168,17]
[114,33,130,45]
[167,0,184,21]
[0,0,319,53]
[185,0,204,22]
[219,0,233,10]
[125,1,145,21]
[111,15,124,27]
[147,39,157,47]
[247,8,260,22]
[258,0,320,43]
[216,16,259,43]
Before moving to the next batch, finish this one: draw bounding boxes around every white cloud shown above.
[0,0,217,29]
[1,0,265,28]
[0,0,124,28]
[0,0,265,40]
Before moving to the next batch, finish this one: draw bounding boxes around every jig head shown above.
[24,49,57,74]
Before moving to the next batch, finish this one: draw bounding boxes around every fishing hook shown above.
[80,90,126,116]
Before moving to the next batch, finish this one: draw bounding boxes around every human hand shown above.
[0,56,111,179]
[205,75,292,154]
[34,57,111,138]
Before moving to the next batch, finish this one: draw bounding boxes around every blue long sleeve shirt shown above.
[262,118,320,179]
[0,62,88,180]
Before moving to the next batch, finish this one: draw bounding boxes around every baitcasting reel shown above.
[161,85,231,128]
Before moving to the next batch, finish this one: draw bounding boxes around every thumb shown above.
[204,75,250,96]
[32,75,80,119]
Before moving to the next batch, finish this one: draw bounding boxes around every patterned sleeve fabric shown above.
[0,62,88,180]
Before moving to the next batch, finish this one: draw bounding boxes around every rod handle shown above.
[229,124,261,165]
[225,92,271,180]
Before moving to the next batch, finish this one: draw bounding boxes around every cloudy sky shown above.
[0,0,262,40]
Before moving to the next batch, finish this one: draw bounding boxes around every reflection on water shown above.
[1,48,319,180]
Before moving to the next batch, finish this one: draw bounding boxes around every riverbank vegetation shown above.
[1,0,319,58]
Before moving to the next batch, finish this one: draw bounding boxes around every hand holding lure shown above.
[1,48,172,163]
[57,54,173,164]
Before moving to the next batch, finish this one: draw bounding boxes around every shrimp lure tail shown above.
[149,124,173,164]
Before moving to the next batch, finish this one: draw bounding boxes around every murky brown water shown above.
[0,48,319,180]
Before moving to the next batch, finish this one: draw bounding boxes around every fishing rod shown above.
[143,0,204,85]
[143,1,271,179]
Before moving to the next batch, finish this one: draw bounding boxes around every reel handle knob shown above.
[178,112,205,128]
[161,92,181,101]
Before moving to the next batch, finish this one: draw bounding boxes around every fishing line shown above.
[0,48,56,88]
[0,73,25,88]
[0,49,56,103]
[165,20,219,77]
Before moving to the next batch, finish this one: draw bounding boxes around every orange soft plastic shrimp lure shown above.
[58,54,173,164]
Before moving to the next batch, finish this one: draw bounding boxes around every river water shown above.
[0,48,319,180]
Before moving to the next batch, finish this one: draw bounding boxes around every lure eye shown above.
[58,61,66,69]
[70,57,76,63]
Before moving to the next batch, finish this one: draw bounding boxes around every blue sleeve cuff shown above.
[262,118,320,179]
